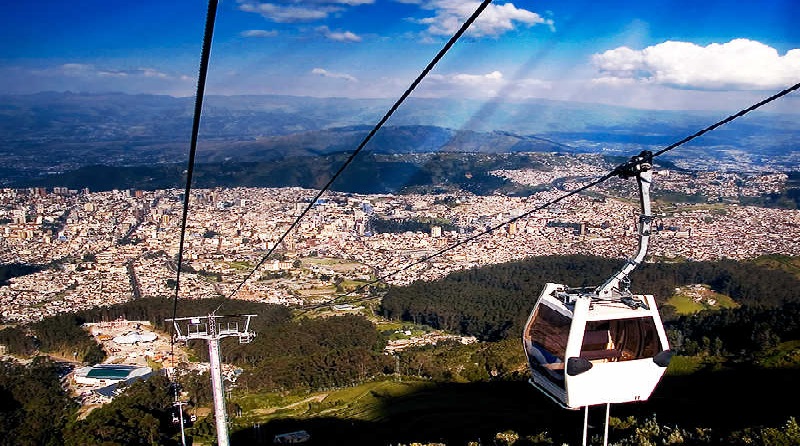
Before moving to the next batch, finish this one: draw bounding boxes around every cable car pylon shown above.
[522,150,672,443]
[166,313,256,446]
[173,398,188,446]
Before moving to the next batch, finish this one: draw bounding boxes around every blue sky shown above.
[1,0,799,111]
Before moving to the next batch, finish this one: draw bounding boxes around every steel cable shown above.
[227,0,496,298]
[169,0,219,378]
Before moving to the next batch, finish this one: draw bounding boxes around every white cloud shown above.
[592,39,800,90]
[59,63,95,76]
[419,70,551,98]
[96,70,129,78]
[238,2,339,23]
[241,29,279,37]
[333,0,374,4]
[516,77,553,89]
[416,1,553,38]
[237,0,373,23]
[237,1,551,39]
[443,70,504,84]
[311,67,358,82]
[57,64,173,80]
[140,68,169,78]
[317,26,362,42]
[423,70,504,97]
[590,76,637,87]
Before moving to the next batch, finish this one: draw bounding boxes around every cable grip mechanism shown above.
[596,150,655,300]
[614,150,653,179]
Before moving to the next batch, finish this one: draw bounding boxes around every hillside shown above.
[4,256,800,444]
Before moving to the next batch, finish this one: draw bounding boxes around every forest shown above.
[380,255,800,344]
[0,297,391,393]
[1,255,799,444]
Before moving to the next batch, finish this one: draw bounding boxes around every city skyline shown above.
[1,1,799,112]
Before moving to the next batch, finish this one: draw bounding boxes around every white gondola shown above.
[522,151,672,410]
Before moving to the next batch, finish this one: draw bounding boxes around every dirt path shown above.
[251,393,328,416]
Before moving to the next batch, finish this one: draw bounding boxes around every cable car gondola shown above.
[522,151,672,410]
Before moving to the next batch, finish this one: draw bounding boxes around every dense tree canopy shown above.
[0,263,44,287]
[0,326,37,357]
[0,357,76,446]
[63,374,178,446]
[669,302,800,359]
[230,314,391,391]
[369,216,459,234]
[380,255,800,341]
[5,297,389,392]
[30,314,107,363]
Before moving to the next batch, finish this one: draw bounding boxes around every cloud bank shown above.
[237,0,374,23]
[0,63,193,96]
[56,64,174,80]
[592,39,800,90]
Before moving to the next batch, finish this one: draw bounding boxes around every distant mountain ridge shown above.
[13,152,559,195]
[196,125,572,163]
[1,92,798,187]
[4,91,798,143]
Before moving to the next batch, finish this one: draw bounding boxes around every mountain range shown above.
[1,92,798,189]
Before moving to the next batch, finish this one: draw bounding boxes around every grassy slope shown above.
[752,254,800,280]
[667,284,740,315]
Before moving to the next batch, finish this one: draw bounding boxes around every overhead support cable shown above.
[170,0,219,367]
[228,0,496,298]
[306,80,800,311]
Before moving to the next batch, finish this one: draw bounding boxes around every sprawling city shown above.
[2,159,796,324]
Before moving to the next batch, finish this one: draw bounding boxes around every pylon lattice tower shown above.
[167,313,256,446]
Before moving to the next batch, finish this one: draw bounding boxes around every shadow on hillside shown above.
[229,366,800,445]
[229,380,584,446]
